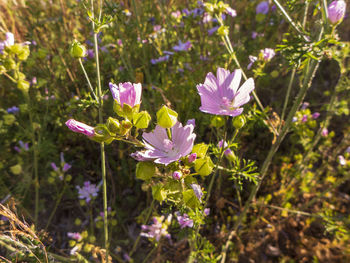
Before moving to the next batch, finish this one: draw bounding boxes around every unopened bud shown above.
[70,40,87,58]
[172,171,182,180]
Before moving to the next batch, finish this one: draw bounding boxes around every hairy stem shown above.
[220,28,323,261]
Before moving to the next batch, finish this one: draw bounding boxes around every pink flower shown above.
[67,232,82,241]
[133,122,196,165]
[197,68,255,117]
[65,119,95,137]
[141,216,171,242]
[188,153,197,163]
[172,40,192,52]
[312,112,320,119]
[191,184,203,202]
[260,48,275,62]
[172,171,182,180]
[301,115,308,123]
[338,155,346,166]
[109,82,142,108]
[175,212,194,229]
[321,128,329,137]
[226,7,237,17]
[328,0,346,24]
[247,55,257,70]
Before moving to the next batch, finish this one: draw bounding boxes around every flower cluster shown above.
[140,215,172,242]
[76,181,100,203]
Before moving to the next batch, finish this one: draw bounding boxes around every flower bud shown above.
[327,0,346,25]
[156,105,178,128]
[232,115,246,129]
[17,80,30,93]
[172,171,182,180]
[188,153,197,163]
[69,40,87,58]
[106,117,121,134]
[119,119,132,135]
[65,119,95,137]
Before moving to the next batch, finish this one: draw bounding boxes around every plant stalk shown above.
[220,35,322,262]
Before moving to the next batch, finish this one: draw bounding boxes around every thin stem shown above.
[78,58,99,102]
[220,27,323,261]
[216,14,279,136]
[280,67,296,130]
[45,184,67,231]
[91,0,109,261]
[272,0,309,41]
[129,200,155,257]
[142,245,157,263]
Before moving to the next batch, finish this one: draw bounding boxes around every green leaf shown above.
[194,157,214,176]
[192,143,209,158]
[183,189,200,209]
[152,184,166,202]
[136,162,155,181]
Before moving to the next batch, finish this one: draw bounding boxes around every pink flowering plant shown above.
[1,1,350,263]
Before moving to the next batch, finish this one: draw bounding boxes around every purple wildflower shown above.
[7,106,19,114]
[150,55,170,64]
[328,0,346,24]
[226,7,237,17]
[345,146,350,153]
[301,102,310,110]
[197,68,255,117]
[218,140,234,156]
[140,216,171,242]
[109,82,142,108]
[203,12,212,23]
[204,208,210,216]
[76,181,99,203]
[65,119,95,137]
[191,184,203,202]
[247,55,257,70]
[63,163,72,172]
[172,40,192,52]
[260,48,275,62]
[208,26,219,36]
[51,162,59,171]
[301,115,308,123]
[133,121,196,165]
[175,212,194,229]
[292,117,298,122]
[256,1,269,15]
[19,141,29,151]
[67,232,82,241]
[312,112,320,119]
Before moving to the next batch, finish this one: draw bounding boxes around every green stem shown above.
[45,184,67,231]
[78,58,99,102]
[142,245,157,263]
[131,0,152,83]
[91,0,109,261]
[272,0,309,41]
[129,200,155,257]
[220,28,323,262]
[216,16,279,137]
[280,67,296,131]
